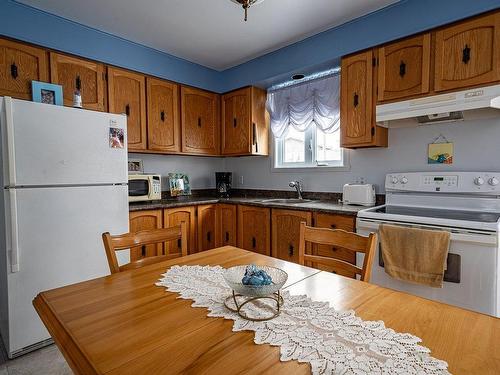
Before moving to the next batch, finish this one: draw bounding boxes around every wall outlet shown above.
[239,175,244,186]
[353,176,366,184]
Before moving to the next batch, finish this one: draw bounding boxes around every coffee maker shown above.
[215,172,232,198]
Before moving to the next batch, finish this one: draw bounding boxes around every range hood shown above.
[376,84,500,128]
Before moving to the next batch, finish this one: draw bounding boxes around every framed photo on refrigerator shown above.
[31,81,63,106]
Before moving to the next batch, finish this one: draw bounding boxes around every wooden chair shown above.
[298,222,377,282]
[102,222,188,274]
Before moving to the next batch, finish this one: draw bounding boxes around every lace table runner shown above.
[157,265,450,375]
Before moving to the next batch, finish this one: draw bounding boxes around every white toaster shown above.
[342,184,376,206]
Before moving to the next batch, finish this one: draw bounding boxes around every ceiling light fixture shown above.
[230,0,263,21]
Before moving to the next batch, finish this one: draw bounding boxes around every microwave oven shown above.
[128,174,162,202]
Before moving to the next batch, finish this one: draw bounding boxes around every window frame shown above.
[272,127,350,172]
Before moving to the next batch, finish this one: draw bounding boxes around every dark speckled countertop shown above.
[129,196,368,216]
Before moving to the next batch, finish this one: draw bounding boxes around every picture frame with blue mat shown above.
[31,81,63,106]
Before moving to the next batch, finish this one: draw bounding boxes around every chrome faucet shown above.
[289,181,303,200]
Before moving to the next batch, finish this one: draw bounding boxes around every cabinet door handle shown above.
[233,118,237,128]
[462,44,471,64]
[252,237,256,249]
[10,63,18,79]
[160,111,165,122]
[75,75,81,90]
[125,104,130,116]
[399,61,406,77]
[332,246,338,252]
[225,231,230,242]
[353,93,359,107]
[207,231,211,242]
[141,245,146,258]
[289,244,294,256]
[330,224,337,229]
[252,122,258,153]
[177,238,182,249]
[198,117,202,127]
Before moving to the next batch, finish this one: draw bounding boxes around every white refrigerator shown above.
[0,97,129,358]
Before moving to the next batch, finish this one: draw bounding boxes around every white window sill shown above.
[271,163,351,173]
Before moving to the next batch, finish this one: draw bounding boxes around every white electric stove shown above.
[356,172,500,317]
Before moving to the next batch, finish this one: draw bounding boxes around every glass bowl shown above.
[223,265,288,297]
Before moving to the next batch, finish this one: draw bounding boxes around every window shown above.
[267,73,347,170]
[275,126,345,169]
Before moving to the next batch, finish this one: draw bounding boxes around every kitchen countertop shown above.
[129,196,367,216]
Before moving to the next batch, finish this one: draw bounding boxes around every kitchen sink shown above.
[259,198,313,204]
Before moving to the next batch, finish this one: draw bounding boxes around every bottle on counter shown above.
[73,75,83,109]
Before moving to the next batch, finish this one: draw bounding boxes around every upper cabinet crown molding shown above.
[180,86,220,155]
[107,67,147,152]
[434,12,500,92]
[146,77,180,153]
[222,86,269,156]
[50,52,106,111]
[377,33,431,102]
[0,39,49,100]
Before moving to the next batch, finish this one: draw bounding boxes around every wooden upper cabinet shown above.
[271,209,311,264]
[237,205,271,256]
[0,39,48,100]
[164,206,196,255]
[340,50,387,149]
[197,204,218,252]
[435,12,500,92]
[129,210,163,261]
[218,204,237,247]
[147,77,180,152]
[107,67,147,152]
[222,86,268,156]
[378,34,431,102]
[181,86,220,155]
[49,52,105,111]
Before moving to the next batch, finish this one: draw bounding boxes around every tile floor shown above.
[0,338,71,375]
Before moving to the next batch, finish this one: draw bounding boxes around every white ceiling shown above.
[19,0,399,71]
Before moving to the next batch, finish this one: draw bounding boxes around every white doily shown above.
[156,265,450,375]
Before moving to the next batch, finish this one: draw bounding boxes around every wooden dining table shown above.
[34,246,500,374]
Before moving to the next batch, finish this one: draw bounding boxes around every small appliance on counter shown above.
[128,174,162,202]
[342,184,376,206]
[216,172,232,198]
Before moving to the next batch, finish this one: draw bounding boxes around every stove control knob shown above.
[400,177,408,184]
[488,177,499,186]
[474,177,485,186]
[391,177,399,184]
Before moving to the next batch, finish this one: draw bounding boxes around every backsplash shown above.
[128,153,224,189]
[224,118,500,194]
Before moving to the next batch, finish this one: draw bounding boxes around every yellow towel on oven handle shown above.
[379,224,450,288]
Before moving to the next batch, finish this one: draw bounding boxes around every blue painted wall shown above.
[0,0,222,91]
[1,0,500,93]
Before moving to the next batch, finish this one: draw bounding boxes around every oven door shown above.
[128,177,152,202]
[357,218,499,317]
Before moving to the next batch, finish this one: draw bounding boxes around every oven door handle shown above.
[356,219,497,245]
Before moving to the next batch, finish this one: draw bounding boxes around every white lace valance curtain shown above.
[266,74,340,138]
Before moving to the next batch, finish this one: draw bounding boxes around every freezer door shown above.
[5,185,129,355]
[1,98,128,186]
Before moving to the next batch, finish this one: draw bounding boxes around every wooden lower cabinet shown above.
[238,205,271,256]
[313,212,356,278]
[163,206,197,255]
[271,209,312,264]
[197,204,218,252]
[218,204,237,247]
[128,210,163,261]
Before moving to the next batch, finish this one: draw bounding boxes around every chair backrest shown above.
[298,222,377,282]
[102,222,188,274]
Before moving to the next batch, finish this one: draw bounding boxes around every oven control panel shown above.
[386,172,500,194]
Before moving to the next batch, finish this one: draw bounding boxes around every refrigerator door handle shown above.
[4,97,17,186]
[8,189,20,272]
